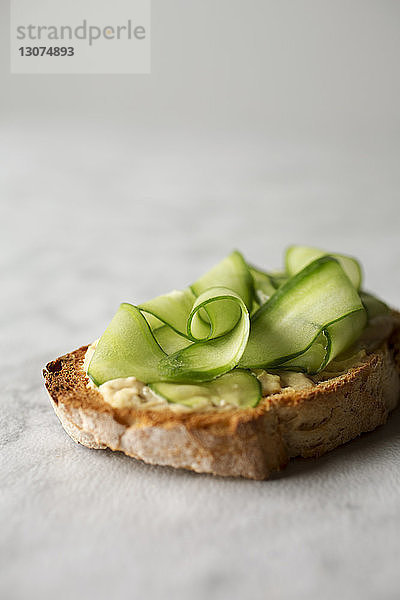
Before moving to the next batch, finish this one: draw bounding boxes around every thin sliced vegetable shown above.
[140,288,196,336]
[88,303,166,386]
[240,256,366,373]
[89,249,372,391]
[140,251,252,336]
[89,288,250,385]
[249,266,276,305]
[149,369,261,409]
[159,287,250,382]
[277,332,328,372]
[153,326,192,354]
[360,291,390,320]
[187,287,242,340]
[191,250,254,311]
[321,309,368,369]
[269,272,288,288]
[280,309,366,372]
[286,245,362,290]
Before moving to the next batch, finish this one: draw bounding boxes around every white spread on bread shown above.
[252,370,281,395]
[82,315,394,411]
[83,340,178,410]
[279,371,315,390]
[98,377,170,410]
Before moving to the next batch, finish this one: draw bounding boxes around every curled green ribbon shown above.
[88,247,385,395]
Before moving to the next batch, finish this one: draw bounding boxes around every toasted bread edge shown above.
[43,322,400,480]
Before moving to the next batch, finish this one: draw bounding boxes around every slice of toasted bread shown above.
[43,321,400,480]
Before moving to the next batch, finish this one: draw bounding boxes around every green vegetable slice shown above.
[88,252,255,385]
[249,266,276,306]
[285,245,362,290]
[140,288,196,337]
[360,291,390,320]
[88,303,166,386]
[88,288,250,385]
[139,250,253,336]
[276,332,328,372]
[239,256,366,373]
[153,325,192,354]
[88,249,371,392]
[149,369,261,409]
[191,250,254,312]
[269,272,288,288]
[322,309,368,368]
[158,287,250,382]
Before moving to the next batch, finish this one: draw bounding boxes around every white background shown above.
[1,1,400,599]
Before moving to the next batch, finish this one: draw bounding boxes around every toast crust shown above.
[43,320,400,480]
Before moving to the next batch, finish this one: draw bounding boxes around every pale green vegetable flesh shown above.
[239,256,366,373]
[140,288,196,336]
[153,325,192,354]
[249,266,276,306]
[89,252,252,386]
[360,291,389,320]
[88,246,386,404]
[285,245,363,290]
[157,287,250,383]
[191,250,254,311]
[88,303,166,386]
[149,369,261,409]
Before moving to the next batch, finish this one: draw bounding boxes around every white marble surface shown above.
[1,1,400,598]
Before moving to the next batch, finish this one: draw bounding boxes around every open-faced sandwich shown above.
[43,246,400,479]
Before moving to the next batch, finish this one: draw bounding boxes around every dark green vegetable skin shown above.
[88,247,388,408]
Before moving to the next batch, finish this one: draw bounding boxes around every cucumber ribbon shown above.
[88,247,386,399]
[89,251,252,385]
